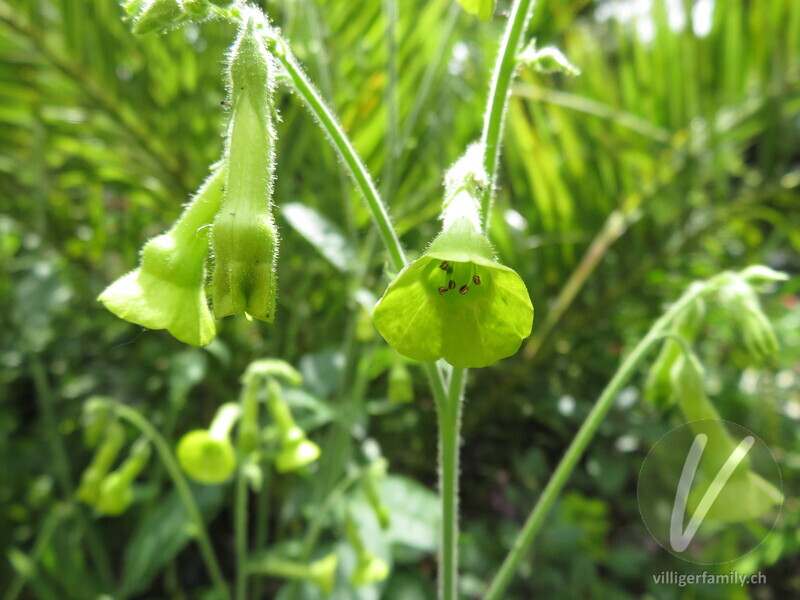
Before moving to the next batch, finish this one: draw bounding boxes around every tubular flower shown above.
[98,167,224,346]
[211,11,279,322]
[374,144,533,368]
[374,217,533,368]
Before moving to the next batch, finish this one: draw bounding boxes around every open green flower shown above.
[373,217,533,368]
[98,167,224,346]
[176,403,240,485]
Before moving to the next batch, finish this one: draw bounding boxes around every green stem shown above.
[100,400,232,600]
[269,36,406,272]
[29,356,114,588]
[437,366,465,600]
[3,504,70,600]
[484,280,711,600]
[480,0,536,227]
[234,461,248,600]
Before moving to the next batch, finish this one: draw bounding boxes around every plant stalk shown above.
[480,0,536,227]
[269,38,406,273]
[100,400,231,600]
[437,366,465,600]
[484,280,710,600]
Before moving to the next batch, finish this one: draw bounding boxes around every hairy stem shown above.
[480,0,536,227]
[484,280,710,599]
[437,366,465,600]
[269,36,406,272]
[99,400,231,600]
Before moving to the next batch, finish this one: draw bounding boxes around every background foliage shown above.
[1,0,799,598]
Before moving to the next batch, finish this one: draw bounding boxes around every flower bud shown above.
[212,13,280,322]
[249,552,338,596]
[95,438,151,516]
[643,296,705,409]
[388,360,413,404]
[77,421,126,505]
[717,273,780,362]
[351,552,390,587]
[99,166,224,346]
[308,553,339,596]
[344,509,390,586]
[275,426,321,473]
[177,403,240,484]
[265,378,321,473]
[133,0,184,34]
[362,458,390,529]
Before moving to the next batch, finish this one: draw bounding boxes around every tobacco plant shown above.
[41,0,791,599]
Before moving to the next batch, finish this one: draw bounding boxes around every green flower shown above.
[176,403,240,484]
[98,167,223,346]
[351,552,390,587]
[373,217,533,368]
[275,427,321,473]
[211,13,279,322]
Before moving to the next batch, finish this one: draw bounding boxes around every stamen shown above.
[438,286,448,295]
[458,285,469,295]
[472,275,481,285]
[448,280,456,290]
[439,261,449,270]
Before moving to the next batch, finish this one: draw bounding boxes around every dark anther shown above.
[473,275,481,285]
[438,286,448,295]
[459,285,469,295]
[439,261,449,270]
[448,280,456,290]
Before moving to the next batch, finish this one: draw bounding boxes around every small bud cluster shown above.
[78,401,152,517]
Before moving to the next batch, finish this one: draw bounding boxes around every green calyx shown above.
[98,167,223,346]
[373,217,533,368]
[212,14,279,322]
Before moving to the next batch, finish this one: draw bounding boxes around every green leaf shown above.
[283,202,357,274]
[122,485,226,596]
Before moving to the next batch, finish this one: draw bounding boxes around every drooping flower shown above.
[374,217,533,368]
[211,11,280,322]
[176,403,240,485]
[98,167,224,346]
[374,144,534,368]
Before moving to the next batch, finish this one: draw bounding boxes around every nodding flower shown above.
[211,12,280,323]
[98,167,223,346]
[373,144,533,368]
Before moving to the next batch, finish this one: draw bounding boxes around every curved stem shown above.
[484,280,710,600]
[100,400,231,600]
[270,38,406,272]
[437,366,465,600]
[480,0,536,227]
